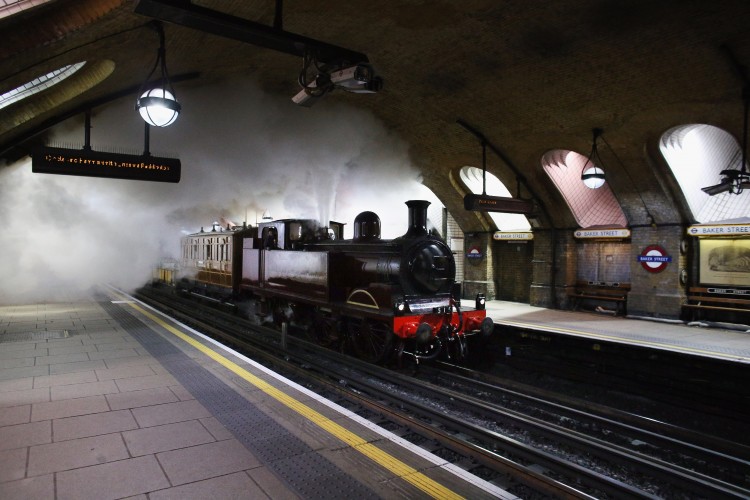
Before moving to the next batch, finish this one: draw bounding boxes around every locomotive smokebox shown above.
[403,200,431,238]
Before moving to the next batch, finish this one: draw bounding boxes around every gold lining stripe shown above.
[346,289,380,309]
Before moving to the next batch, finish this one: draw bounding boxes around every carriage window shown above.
[262,227,279,249]
[329,222,344,240]
[290,222,303,241]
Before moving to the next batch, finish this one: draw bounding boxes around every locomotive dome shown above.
[353,211,381,241]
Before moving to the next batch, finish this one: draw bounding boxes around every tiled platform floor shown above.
[0,294,508,500]
[0,299,286,499]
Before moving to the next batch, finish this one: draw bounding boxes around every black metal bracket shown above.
[134,0,369,65]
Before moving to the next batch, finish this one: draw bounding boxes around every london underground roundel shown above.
[637,245,672,273]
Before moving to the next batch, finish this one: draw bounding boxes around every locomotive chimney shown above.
[403,200,431,238]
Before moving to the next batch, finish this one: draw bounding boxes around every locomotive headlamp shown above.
[393,299,409,316]
[475,293,486,310]
[136,22,181,127]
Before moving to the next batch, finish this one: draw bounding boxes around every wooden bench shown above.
[683,286,750,321]
[567,281,630,316]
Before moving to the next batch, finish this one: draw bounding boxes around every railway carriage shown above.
[177,222,256,298]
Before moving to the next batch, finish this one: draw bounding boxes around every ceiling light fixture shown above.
[136,21,180,127]
[581,128,606,189]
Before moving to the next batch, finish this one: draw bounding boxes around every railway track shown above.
[134,286,750,498]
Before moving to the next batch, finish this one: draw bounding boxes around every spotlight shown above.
[701,169,750,195]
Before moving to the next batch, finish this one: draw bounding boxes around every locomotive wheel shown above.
[310,312,339,348]
[448,335,468,363]
[349,319,394,364]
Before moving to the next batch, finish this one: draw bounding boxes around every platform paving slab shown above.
[122,419,216,456]
[148,471,273,500]
[52,409,138,441]
[105,386,180,411]
[0,420,51,450]
[27,432,130,476]
[0,474,54,500]
[33,369,98,388]
[156,438,262,486]
[31,394,109,421]
[0,404,30,427]
[55,455,170,500]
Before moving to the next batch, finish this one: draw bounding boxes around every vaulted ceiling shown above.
[2,0,749,232]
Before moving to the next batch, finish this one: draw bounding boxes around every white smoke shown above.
[0,79,441,303]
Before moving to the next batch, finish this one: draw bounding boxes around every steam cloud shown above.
[0,79,440,303]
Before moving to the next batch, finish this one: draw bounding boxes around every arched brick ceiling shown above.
[1,0,749,233]
[0,0,126,59]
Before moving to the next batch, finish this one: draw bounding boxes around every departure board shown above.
[32,146,181,183]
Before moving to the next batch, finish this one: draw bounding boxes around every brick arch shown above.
[1,0,127,60]
[541,149,628,228]
[0,59,115,134]
[458,166,531,231]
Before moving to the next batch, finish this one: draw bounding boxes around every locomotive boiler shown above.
[170,200,493,364]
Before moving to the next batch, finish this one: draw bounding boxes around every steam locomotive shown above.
[158,200,493,364]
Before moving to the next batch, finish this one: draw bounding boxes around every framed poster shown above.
[700,238,750,287]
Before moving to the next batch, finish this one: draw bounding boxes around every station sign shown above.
[574,228,631,239]
[493,231,533,241]
[464,194,534,214]
[32,146,181,183]
[637,244,672,273]
[705,287,750,295]
[466,246,484,259]
[687,224,750,237]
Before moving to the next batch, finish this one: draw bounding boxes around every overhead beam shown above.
[134,0,369,65]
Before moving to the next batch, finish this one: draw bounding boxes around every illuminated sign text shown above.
[32,146,181,183]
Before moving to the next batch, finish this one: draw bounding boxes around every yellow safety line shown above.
[500,319,750,362]
[125,301,463,500]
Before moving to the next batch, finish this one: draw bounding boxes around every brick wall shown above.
[445,210,464,284]
[529,229,571,308]
[463,233,495,300]
[576,241,631,283]
[628,225,684,319]
[494,241,532,302]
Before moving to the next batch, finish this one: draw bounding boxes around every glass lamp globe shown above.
[137,88,180,127]
[581,166,605,189]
